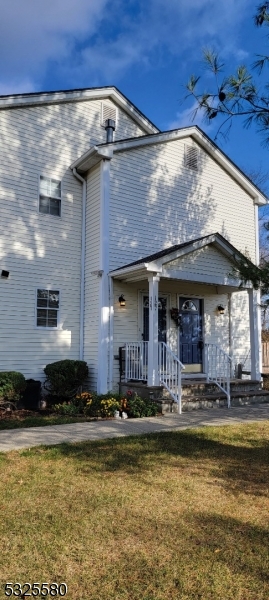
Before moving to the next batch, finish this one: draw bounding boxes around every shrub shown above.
[0,371,26,407]
[81,392,120,418]
[125,394,158,418]
[54,402,81,416]
[44,360,89,399]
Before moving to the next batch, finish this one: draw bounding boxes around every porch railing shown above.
[158,342,185,414]
[125,342,148,381]
[124,341,185,414]
[204,343,232,408]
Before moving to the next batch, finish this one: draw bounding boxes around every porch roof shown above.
[110,232,253,288]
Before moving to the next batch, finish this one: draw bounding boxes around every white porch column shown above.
[148,273,160,386]
[248,288,261,380]
[97,159,111,394]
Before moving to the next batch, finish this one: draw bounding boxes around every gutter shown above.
[72,168,86,361]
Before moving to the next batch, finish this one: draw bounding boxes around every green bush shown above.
[54,402,81,416]
[126,395,158,418]
[0,371,26,406]
[44,360,88,400]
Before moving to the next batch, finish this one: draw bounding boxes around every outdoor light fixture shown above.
[1,270,9,278]
[217,304,225,315]
[119,294,126,307]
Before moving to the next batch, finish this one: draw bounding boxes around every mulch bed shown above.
[0,408,52,421]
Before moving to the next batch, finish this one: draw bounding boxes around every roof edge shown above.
[96,126,267,205]
[0,86,159,135]
[110,232,255,274]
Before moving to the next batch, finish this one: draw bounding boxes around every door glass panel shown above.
[143,296,167,343]
[182,300,198,311]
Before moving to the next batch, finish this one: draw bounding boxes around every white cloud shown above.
[168,101,215,134]
[0,0,254,92]
[0,0,110,89]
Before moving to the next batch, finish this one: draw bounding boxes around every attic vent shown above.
[101,103,117,127]
[184,145,198,171]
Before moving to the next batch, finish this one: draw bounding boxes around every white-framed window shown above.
[39,176,61,217]
[184,145,199,171]
[36,289,60,328]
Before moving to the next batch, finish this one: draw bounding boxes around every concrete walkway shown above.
[0,403,268,452]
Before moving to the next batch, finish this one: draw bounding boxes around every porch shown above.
[110,234,262,412]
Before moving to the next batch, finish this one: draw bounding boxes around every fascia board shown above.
[109,263,148,278]
[147,235,218,270]
[111,127,195,152]
[161,269,249,288]
[71,147,113,172]
[0,87,158,134]
[213,238,242,262]
[191,130,266,206]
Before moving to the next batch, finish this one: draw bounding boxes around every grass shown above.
[0,422,269,599]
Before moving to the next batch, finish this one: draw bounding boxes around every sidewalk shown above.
[0,403,268,452]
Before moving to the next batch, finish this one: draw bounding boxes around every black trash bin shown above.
[22,379,42,411]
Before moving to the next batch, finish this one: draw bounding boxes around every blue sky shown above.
[1,0,269,190]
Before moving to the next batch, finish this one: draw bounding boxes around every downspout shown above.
[254,201,262,376]
[108,274,114,391]
[72,168,86,361]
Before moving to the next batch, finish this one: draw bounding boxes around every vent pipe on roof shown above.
[105,118,115,143]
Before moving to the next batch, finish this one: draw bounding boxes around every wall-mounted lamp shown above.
[119,294,126,307]
[217,304,225,315]
[1,270,9,279]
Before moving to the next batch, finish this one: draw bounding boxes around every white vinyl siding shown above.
[109,138,256,271]
[0,96,146,381]
[164,244,234,281]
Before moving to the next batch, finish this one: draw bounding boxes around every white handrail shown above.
[125,342,148,381]
[124,341,185,414]
[205,343,232,408]
[158,342,185,414]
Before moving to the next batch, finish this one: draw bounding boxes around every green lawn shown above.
[0,422,269,599]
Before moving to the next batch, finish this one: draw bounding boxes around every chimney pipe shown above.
[105,118,115,143]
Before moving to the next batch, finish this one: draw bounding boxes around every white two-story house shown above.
[0,86,267,406]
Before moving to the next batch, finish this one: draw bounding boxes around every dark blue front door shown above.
[179,298,203,366]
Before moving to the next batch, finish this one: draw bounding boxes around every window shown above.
[39,176,61,216]
[184,145,198,171]
[181,300,198,311]
[36,289,59,328]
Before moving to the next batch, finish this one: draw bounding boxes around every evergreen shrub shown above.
[44,360,88,400]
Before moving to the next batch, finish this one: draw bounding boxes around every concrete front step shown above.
[156,389,269,413]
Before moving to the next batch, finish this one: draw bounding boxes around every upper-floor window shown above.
[39,176,61,217]
[184,145,198,172]
[36,289,59,328]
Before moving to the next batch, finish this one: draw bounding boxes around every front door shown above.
[179,298,203,372]
[142,296,167,343]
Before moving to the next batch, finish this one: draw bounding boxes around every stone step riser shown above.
[155,393,269,413]
[162,383,263,399]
